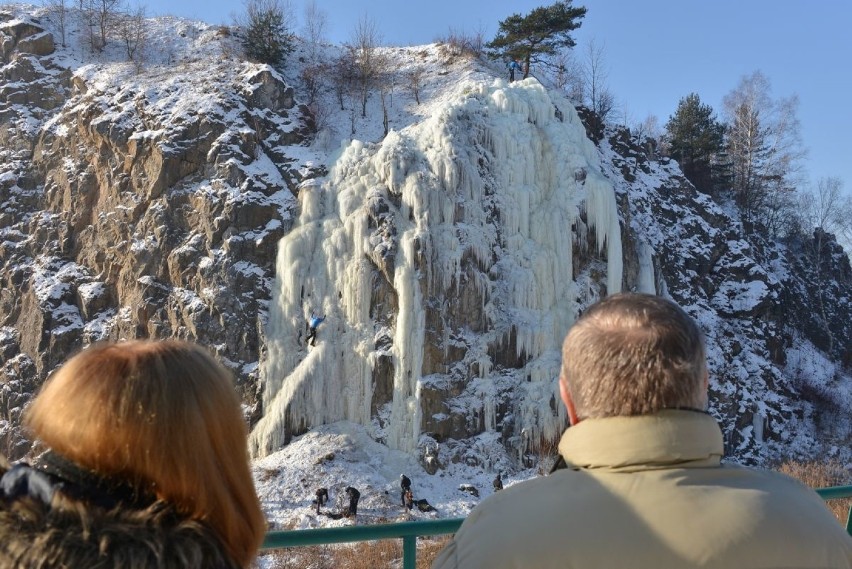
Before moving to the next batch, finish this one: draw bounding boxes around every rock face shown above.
[0,12,316,458]
[602,125,852,462]
[1,8,849,470]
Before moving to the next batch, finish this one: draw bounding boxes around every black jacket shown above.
[0,456,240,569]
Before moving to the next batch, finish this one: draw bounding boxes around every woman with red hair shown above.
[0,340,266,568]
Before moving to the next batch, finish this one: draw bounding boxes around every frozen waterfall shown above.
[250,78,623,458]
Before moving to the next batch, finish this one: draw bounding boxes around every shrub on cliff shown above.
[239,0,294,65]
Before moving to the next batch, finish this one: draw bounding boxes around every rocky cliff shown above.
[1,7,849,470]
[0,9,320,457]
[602,125,852,462]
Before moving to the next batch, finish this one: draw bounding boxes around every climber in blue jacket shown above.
[305,312,326,346]
[508,58,522,82]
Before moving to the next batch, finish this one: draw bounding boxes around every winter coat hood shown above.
[558,408,723,471]
[0,455,240,569]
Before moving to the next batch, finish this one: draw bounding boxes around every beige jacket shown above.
[433,410,852,569]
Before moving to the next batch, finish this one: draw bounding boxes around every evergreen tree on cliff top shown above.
[665,93,726,195]
[240,0,294,65]
[487,1,587,80]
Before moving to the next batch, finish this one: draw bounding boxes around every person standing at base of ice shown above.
[400,474,411,505]
[403,488,414,511]
[315,487,329,514]
[432,293,852,569]
[345,486,360,518]
[492,472,503,492]
[305,312,325,347]
[345,486,360,517]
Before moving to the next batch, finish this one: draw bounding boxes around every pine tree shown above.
[487,1,587,79]
[241,0,293,65]
[665,93,726,195]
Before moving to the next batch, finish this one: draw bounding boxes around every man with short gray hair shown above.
[433,293,852,569]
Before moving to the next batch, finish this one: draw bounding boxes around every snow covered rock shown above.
[0,6,314,457]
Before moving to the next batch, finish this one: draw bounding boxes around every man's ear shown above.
[560,374,580,425]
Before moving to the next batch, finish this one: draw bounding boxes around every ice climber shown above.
[305,312,325,347]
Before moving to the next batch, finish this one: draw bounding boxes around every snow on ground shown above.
[253,420,535,531]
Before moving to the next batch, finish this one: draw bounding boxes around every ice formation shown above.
[250,79,622,457]
[637,240,657,294]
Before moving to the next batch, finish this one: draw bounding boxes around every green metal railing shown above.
[261,485,852,568]
[261,517,464,569]
[815,485,852,535]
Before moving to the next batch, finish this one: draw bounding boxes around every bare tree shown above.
[117,4,146,70]
[799,177,850,248]
[300,62,324,105]
[42,0,69,46]
[348,90,357,136]
[301,0,327,63]
[723,71,805,233]
[582,39,614,122]
[545,49,582,100]
[795,176,852,353]
[375,51,395,137]
[75,0,97,53]
[407,66,424,105]
[439,25,486,59]
[632,113,660,140]
[90,0,124,51]
[349,14,381,118]
[330,51,356,111]
[632,114,662,160]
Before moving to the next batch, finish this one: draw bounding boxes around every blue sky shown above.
[142,0,851,192]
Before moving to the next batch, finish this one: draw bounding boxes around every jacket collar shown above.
[557,409,724,472]
[0,450,156,511]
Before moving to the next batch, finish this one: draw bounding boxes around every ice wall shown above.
[250,78,623,458]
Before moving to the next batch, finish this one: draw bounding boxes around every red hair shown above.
[25,340,266,567]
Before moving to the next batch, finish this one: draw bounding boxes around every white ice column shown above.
[252,78,626,459]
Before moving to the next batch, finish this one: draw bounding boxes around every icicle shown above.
[637,240,656,294]
[585,170,623,295]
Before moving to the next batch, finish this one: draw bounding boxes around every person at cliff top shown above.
[508,58,521,82]
[433,293,852,569]
[305,312,326,347]
[0,340,266,569]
